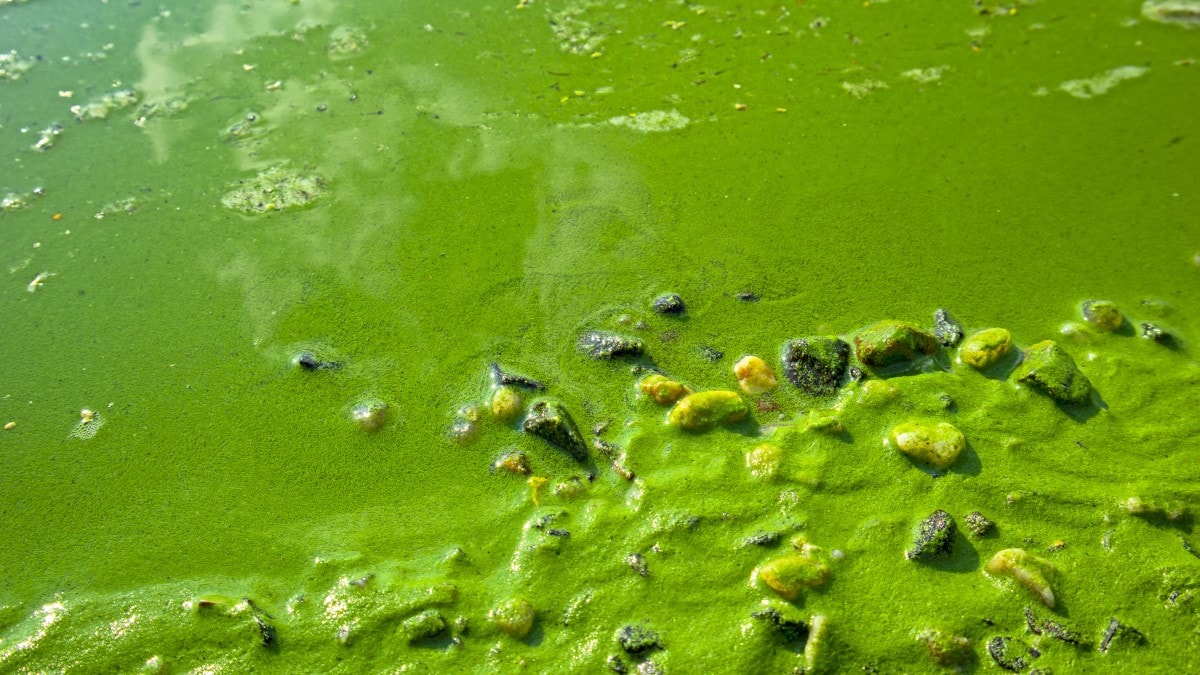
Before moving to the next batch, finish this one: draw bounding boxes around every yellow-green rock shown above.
[639,374,691,405]
[986,548,1056,607]
[757,554,830,600]
[488,597,536,638]
[1011,340,1094,405]
[745,443,783,479]
[734,355,778,394]
[854,320,939,368]
[960,328,1013,369]
[1081,300,1123,331]
[889,421,965,469]
[667,390,749,431]
[490,386,523,421]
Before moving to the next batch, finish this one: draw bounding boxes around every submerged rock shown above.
[651,293,686,315]
[1099,617,1145,653]
[917,629,971,667]
[1141,322,1173,344]
[757,553,830,600]
[667,390,749,431]
[987,548,1056,607]
[1082,300,1123,331]
[964,511,996,537]
[400,610,446,643]
[751,607,808,643]
[350,399,389,431]
[987,636,1031,672]
[889,421,966,469]
[488,598,536,639]
[854,321,939,368]
[638,374,691,405]
[933,308,964,347]
[745,443,783,479]
[579,331,645,359]
[782,337,850,395]
[489,362,546,391]
[616,623,662,654]
[292,350,341,371]
[906,510,956,561]
[1012,340,1093,405]
[734,355,779,394]
[490,386,523,422]
[959,328,1013,369]
[522,401,588,461]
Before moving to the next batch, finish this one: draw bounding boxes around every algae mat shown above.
[1,0,1199,672]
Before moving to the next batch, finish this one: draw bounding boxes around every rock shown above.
[756,554,830,600]
[490,386,523,421]
[781,337,850,395]
[292,350,341,371]
[489,363,546,390]
[888,421,966,469]
[906,510,956,561]
[1141,321,1173,345]
[986,636,1031,672]
[751,607,808,643]
[522,400,588,461]
[350,399,389,431]
[986,548,1056,607]
[488,598,536,639]
[626,553,649,576]
[697,345,725,362]
[734,355,779,394]
[854,321,939,368]
[917,629,971,667]
[745,444,783,479]
[960,328,1013,369]
[1099,617,1145,653]
[638,374,691,405]
[964,511,996,537]
[1122,496,1187,522]
[1081,300,1123,331]
[667,390,749,431]
[400,610,446,643]
[1011,340,1094,405]
[804,412,845,435]
[736,291,760,302]
[743,531,782,547]
[579,330,646,359]
[933,308,964,347]
[651,293,685,315]
[616,623,662,654]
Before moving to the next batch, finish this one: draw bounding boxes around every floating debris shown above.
[757,551,830,600]
[221,166,326,214]
[607,110,689,133]
[489,363,546,391]
[490,386,523,422]
[1081,300,1124,331]
[842,79,889,99]
[1060,66,1148,99]
[987,636,1033,671]
[932,308,964,347]
[638,374,691,405]
[782,337,849,396]
[94,197,138,219]
[578,330,645,359]
[349,398,389,431]
[651,293,685,315]
[1099,617,1145,653]
[1142,1,1200,26]
[615,622,662,654]
[960,328,1013,369]
[987,548,1056,607]
[965,511,996,537]
[26,271,53,293]
[855,321,939,369]
[745,443,783,479]
[69,408,105,440]
[900,66,948,84]
[328,25,368,59]
[70,89,139,121]
[0,50,36,82]
[32,124,63,152]
[917,628,971,667]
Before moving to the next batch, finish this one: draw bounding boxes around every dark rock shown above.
[522,401,588,461]
[293,350,341,371]
[751,607,808,643]
[697,345,725,362]
[547,528,570,538]
[489,362,546,390]
[906,510,956,561]
[781,337,850,396]
[626,553,649,577]
[743,530,781,547]
[607,655,629,674]
[579,331,646,359]
[616,623,662,655]
[933,308,965,347]
[1141,322,1174,345]
[855,321,939,368]
[652,293,686,315]
[848,366,866,382]
[1099,618,1145,653]
[1012,340,1093,405]
[965,511,996,537]
[736,291,760,302]
[987,636,1031,671]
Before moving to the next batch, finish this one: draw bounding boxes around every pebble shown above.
[350,399,388,431]
[756,553,830,600]
[964,511,996,537]
[959,328,1013,369]
[986,548,1056,607]
[638,374,691,405]
[488,598,536,639]
[888,421,966,469]
[733,355,778,394]
[490,386,523,422]
[1081,300,1123,331]
[745,443,783,479]
[917,629,972,667]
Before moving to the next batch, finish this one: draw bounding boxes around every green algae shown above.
[0,0,1198,672]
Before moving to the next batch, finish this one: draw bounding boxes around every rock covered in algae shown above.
[959,328,1013,369]
[667,390,749,431]
[964,511,996,537]
[986,636,1031,671]
[888,421,966,469]
[987,548,1056,607]
[578,330,645,359]
[734,355,778,394]
[906,510,956,561]
[745,443,783,479]
[488,598,536,638]
[781,337,849,395]
[757,553,830,601]
[400,610,446,643]
[1011,340,1093,405]
[350,399,388,431]
[651,293,685,315]
[917,629,972,667]
[221,165,326,214]
[616,623,662,654]
[490,386,523,421]
[638,374,690,405]
[522,400,587,461]
[854,321,939,368]
[1082,300,1123,331]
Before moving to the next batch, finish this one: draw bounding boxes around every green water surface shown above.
[1,0,1199,672]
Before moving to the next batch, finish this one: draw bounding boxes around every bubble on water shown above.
[221,166,326,214]
[607,110,689,133]
[1059,66,1148,99]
